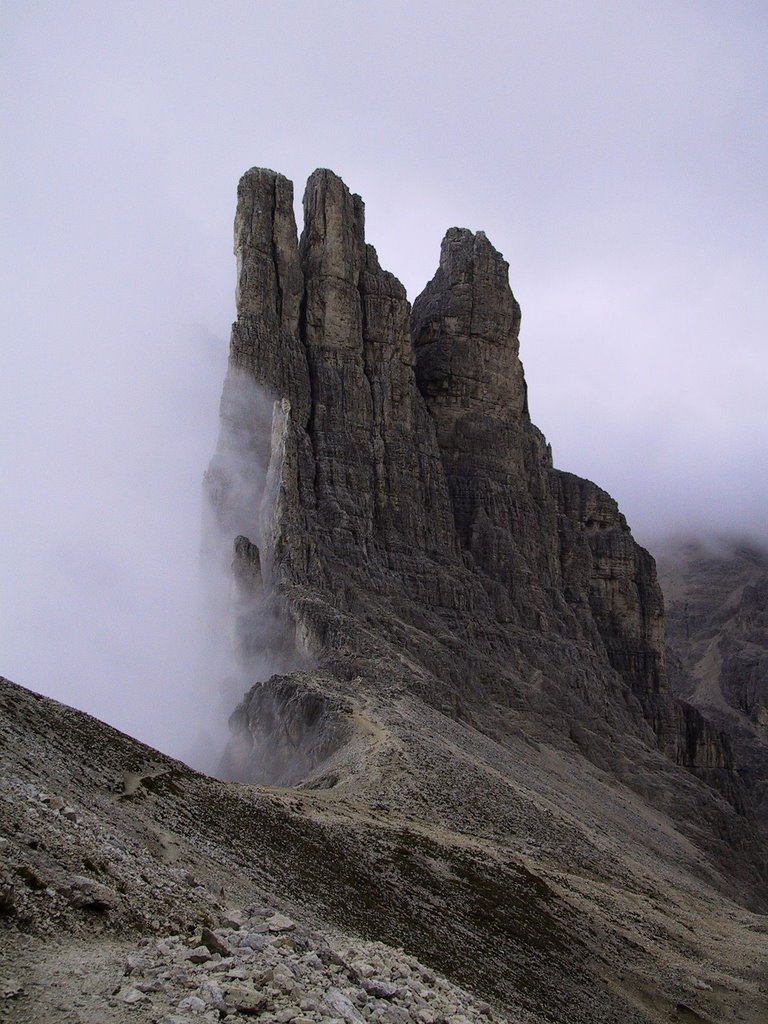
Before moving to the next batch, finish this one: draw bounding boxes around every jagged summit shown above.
[210,166,745,805]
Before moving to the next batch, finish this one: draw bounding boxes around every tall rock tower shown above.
[206,166,758,892]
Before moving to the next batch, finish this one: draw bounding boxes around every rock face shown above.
[411,226,557,615]
[210,167,747,804]
[199,167,768,1018]
[658,538,768,827]
[223,671,354,786]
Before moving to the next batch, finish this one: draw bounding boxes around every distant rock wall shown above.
[411,227,560,627]
[659,539,768,827]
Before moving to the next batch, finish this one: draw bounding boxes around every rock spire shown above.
[206,166,764,902]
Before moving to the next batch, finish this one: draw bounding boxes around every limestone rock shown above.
[206,167,762,896]
[121,986,148,1004]
[325,986,365,1022]
[412,227,560,623]
[185,946,212,965]
[362,978,402,999]
[227,984,269,1015]
[222,673,353,785]
[267,912,296,932]
[67,875,117,912]
[177,993,206,1012]
[232,168,309,424]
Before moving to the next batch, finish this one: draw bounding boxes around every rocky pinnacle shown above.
[207,166,764,900]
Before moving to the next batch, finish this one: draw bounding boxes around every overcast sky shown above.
[1,1,766,760]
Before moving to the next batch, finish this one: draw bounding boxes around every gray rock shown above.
[1,980,24,999]
[268,912,296,932]
[185,946,212,964]
[198,979,226,1010]
[361,979,401,1000]
[274,1009,301,1023]
[377,1007,409,1024]
[67,875,116,911]
[325,987,365,1023]
[178,994,206,1012]
[200,925,230,957]
[0,869,15,915]
[659,538,768,824]
[221,908,245,928]
[121,986,148,1004]
[136,978,166,993]
[226,983,269,1015]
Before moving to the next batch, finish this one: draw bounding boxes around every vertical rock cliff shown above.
[207,166,764,906]
[411,226,558,618]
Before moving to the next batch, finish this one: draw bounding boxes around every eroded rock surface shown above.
[223,673,354,786]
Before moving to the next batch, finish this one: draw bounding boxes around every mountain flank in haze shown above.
[659,537,768,828]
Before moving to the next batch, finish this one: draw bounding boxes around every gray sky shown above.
[1,1,766,758]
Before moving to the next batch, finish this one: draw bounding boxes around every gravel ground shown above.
[1,903,507,1024]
